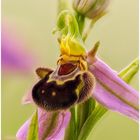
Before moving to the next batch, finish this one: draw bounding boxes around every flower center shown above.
[58,63,77,75]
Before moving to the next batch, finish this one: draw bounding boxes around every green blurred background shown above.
[2,0,138,140]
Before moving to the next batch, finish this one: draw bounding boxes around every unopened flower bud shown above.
[73,0,109,19]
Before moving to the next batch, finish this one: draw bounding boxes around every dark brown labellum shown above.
[32,73,80,111]
[32,64,95,111]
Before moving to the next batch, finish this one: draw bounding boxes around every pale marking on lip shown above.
[41,90,45,94]
[52,92,56,96]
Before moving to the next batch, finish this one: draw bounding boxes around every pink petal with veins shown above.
[89,58,139,121]
[16,109,71,140]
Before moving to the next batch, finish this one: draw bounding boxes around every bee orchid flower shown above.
[17,10,139,140]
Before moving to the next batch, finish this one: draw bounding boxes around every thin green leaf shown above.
[119,58,139,83]
[27,110,38,140]
[77,98,96,135]
[78,105,107,140]
[64,107,77,140]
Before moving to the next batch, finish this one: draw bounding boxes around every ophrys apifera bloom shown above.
[17,10,138,140]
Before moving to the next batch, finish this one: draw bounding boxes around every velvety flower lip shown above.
[16,109,71,140]
[89,58,139,121]
[2,22,36,73]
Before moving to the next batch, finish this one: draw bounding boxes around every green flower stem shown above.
[78,104,107,140]
[82,20,95,42]
[82,12,107,42]
[77,58,139,140]
[75,13,85,34]
[64,107,77,140]
[77,98,96,135]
